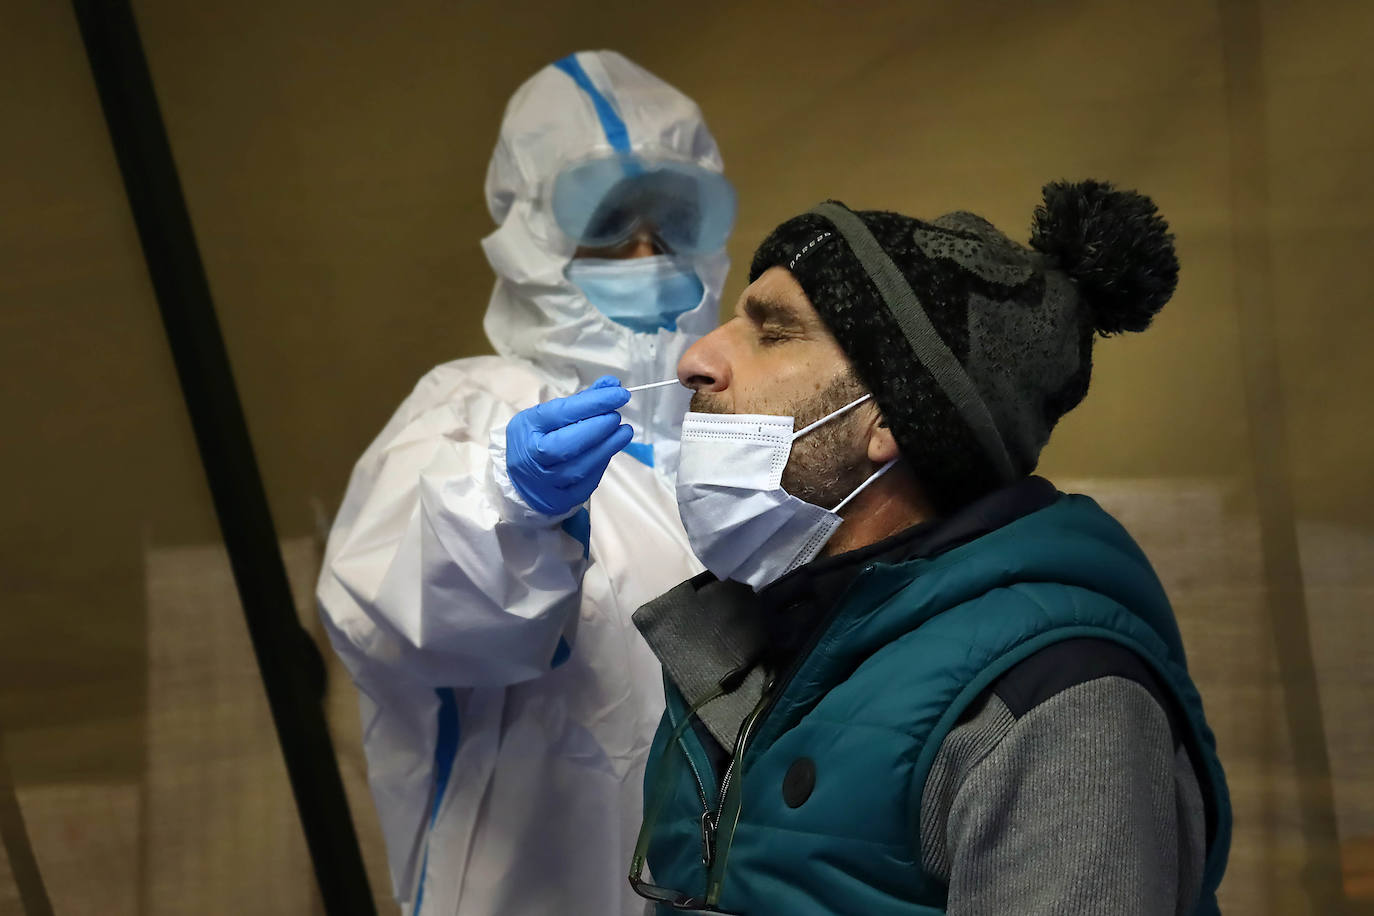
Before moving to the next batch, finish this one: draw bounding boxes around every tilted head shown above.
[678,180,1179,556]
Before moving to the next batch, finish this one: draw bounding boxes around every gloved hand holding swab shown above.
[505,375,633,515]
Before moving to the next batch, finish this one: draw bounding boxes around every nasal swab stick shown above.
[625,379,682,393]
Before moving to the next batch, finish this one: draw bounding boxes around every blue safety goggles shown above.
[550,152,737,256]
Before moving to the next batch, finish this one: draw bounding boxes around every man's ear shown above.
[867,415,900,464]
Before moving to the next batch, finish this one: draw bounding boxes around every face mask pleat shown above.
[675,391,896,590]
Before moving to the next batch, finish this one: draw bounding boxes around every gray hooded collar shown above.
[632,573,772,748]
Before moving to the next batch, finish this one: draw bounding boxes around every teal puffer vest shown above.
[641,493,1231,915]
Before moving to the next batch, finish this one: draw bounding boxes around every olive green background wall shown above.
[2,0,1371,912]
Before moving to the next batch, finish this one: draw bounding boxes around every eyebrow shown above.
[742,293,805,330]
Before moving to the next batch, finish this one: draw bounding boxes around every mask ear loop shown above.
[790,392,872,440]
[787,391,897,513]
[830,458,899,513]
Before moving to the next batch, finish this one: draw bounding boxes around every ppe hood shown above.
[479,51,730,463]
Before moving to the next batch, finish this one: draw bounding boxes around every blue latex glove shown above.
[506,375,634,516]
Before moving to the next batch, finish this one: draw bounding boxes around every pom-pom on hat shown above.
[750,180,1178,512]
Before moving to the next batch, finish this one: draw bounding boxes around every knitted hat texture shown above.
[749,180,1178,511]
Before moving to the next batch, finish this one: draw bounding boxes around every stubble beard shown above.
[689,374,871,508]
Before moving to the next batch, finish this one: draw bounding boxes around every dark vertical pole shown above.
[70,2,375,913]
[0,731,54,916]
[1217,0,1347,910]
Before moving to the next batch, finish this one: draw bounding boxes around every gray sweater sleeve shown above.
[920,676,1206,916]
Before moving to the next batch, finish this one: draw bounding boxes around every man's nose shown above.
[678,328,730,393]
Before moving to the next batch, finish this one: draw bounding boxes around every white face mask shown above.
[675,393,898,590]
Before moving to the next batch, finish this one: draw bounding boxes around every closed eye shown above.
[758,327,796,345]
[742,294,805,340]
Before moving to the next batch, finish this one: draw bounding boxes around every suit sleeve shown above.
[316,368,589,689]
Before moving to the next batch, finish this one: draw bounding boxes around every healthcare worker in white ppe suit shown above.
[316,50,734,916]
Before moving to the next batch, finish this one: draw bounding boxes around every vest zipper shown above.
[701,579,874,893]
[662,662,760,874]
[740,581,868,754]
[702,678,774,871]
[664,689,713,821]
[669,702,717,871]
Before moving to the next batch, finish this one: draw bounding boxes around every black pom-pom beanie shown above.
[749,181,1178,513]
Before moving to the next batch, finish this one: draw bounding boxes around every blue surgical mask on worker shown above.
[566,255,705,334]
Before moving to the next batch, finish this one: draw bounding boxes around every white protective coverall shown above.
[316,51,728,916]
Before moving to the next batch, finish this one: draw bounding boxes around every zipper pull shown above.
[700,809,717,867]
